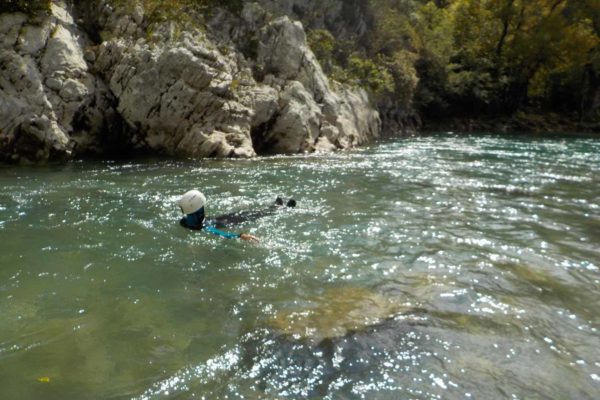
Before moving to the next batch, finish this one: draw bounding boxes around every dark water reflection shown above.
[1,134,599,399]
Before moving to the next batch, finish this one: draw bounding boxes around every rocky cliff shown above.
[0,1,380,163]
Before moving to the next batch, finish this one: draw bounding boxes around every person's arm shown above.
[204,226,259,242]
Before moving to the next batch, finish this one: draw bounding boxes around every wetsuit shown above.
[180,209,241,239]
[210,206,280,228]
[180,198,295,239]
[210,197,296,228]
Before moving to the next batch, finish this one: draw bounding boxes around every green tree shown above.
[0,0,51,15]
[415,0,599,118]
[307,29,336,73]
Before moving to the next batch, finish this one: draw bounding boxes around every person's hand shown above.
[240,233,260,243]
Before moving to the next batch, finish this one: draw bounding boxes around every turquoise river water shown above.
[1,134,599,399]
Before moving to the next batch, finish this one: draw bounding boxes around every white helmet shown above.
[179,190,206,214]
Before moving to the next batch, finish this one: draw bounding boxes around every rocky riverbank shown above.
[0,1,380,163]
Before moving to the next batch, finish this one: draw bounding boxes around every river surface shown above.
[1,134,599,399]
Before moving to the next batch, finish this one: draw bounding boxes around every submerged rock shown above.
[268,286,406,342]
[240,305,427,398]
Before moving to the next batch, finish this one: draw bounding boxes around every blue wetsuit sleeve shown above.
[204,225,241,239]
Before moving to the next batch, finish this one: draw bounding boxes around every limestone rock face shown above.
[95,33,256,158]
[92,3,379,157]
[1,0,380,163]
[0,2,123,163]
[268,80,322,153]
[249,15,380,153]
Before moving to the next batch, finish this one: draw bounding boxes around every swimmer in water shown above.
[178,190,296,242]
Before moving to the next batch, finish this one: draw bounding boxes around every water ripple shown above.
[0,134,599,399]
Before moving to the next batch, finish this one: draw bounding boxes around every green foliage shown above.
[307,28,391,96]
[383,50,419,106]
[306,0,597,122]
[368,0,421,56]
[105,0,244,31]
[0,0,51,15]
[307,29,335,71]
[406,0,598,119]
[347,54,396,95]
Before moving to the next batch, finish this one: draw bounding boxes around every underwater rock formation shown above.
[268,286,408,342]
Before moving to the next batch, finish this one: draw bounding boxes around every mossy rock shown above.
[268,286,408,342]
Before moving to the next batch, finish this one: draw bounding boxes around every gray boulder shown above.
[250,15,380,153]
[0,1,123,163]
[95,32,257,158]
